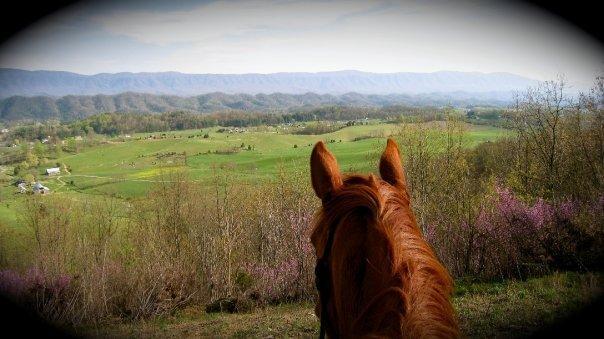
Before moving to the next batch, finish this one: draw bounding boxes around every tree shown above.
[66,138,79,153]
[24,173,35,183]
[507,76,604,200]
[33,140,46,159]
[25,151,39,168]
[54,142,63,158]
[13,162,27,175]
[510,78,569,198]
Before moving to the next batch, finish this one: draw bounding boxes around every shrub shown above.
[292,123,343,135]
[0,268,77,325]
[426,185,604,280]
[0,167,320,325]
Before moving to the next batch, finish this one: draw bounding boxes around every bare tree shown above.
[511,77,570,198]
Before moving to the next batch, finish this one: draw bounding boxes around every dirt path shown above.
[54,171,196,191]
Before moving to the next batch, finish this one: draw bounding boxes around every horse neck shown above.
[328,212,406,337]
[327,197,457,338]
[386,200,459,338]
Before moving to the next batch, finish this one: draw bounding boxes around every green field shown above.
[0,121,509,229]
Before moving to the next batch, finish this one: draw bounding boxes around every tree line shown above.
[3,105,451,142]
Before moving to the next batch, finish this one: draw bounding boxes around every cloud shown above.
[96,0,390,46]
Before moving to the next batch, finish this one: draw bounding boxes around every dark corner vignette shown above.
[0,1,602,338]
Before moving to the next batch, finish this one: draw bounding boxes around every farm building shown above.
[32,182,50,194]
[46,167,60,175]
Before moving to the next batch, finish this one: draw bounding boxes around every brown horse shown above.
[310,139,458,338]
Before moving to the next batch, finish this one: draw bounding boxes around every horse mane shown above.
[311,174,458,338]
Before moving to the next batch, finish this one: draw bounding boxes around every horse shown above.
[310,138,458,338]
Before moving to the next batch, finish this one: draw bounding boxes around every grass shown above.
[0,120,511,238]
[81,272,601,338]
[12,121,509,196]
[55,124,395,187]
[455,272,602,338]
[0,121,510,228]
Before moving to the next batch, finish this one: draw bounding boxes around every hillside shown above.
[0,91,511,122]
[0,68,536,98]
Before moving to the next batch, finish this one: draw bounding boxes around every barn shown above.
[32,182,50,194]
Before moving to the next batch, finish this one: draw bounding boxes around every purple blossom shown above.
[0,270,26,297]
[558,199,578,221]
[529,198,555,230]
[243,259,301,301]
[0,268,73,300]
[423,184,592,280]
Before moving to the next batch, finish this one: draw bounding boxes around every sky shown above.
[0,0,602,89]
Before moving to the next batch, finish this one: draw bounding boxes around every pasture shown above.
[0,120,508,234]
[5,121,508,201]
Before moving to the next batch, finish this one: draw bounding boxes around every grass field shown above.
[0,121,509,232]
[82,272,601,338]
[0,121,507,227]
[19,122,508,195]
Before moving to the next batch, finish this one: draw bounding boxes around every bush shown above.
[0,168,318,326]
[292,123,343,135]
[0,268,76,324]
[426,185,604,280]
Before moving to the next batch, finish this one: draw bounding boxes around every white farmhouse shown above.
[46,167,61,175]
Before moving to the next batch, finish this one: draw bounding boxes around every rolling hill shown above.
[0,91,513,122]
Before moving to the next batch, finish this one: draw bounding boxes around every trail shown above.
[55,171,198,189]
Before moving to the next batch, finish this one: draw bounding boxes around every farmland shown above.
[0,119,509,260]
[1,121,508,201]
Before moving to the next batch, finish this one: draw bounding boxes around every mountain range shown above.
[0,68,537,98]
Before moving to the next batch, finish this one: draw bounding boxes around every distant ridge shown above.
[0,68,537,98]
[0,91,518,122]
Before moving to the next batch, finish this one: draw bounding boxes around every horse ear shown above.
[311,141,342,200]
[379,138,406,188]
